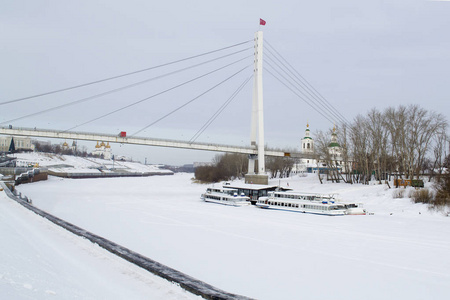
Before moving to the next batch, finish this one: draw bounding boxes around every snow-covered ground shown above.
[0,187,200,299]
[11,172,450,300]
[12,152,171,175]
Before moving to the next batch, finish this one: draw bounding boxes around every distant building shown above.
[291,124,345,174]
[92,141,112,159]
[115,155,129,161]
[0,136,34,152]
[301,123,314,154]
[328,126,342,161]
[62,141,70,151]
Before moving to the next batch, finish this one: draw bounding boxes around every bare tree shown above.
[429,130,448,181]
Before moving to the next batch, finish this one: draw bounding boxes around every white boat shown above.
[256,191,366,216]
[344,203,367,215]
[201,187,251,206]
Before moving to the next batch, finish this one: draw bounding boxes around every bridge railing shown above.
[0,126,317,159]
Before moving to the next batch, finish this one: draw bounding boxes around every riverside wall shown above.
[47,170,174,179]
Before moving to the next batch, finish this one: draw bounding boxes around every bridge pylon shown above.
[245,30,268,185]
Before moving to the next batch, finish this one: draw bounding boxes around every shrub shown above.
[392,189,405,199]
[433,175,450,208]
[410,189,433,204]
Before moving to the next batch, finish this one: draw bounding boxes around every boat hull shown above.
[255,202,346,216]
[203,198,250,207]
[201,193,250,207]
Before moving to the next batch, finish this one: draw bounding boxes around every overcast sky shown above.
[1,0,449,165]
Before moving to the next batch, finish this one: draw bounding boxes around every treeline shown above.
[195,104,449,187]
[194,152,296,182]
[195,153,248,182]
[34,142,90,157]
[316,105,448,184]
[265,155,294,179]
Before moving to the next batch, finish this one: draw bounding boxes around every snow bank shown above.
[0,188,201,300]
[13,152,172,175]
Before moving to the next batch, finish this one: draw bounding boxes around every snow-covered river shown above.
[11,173,450,299]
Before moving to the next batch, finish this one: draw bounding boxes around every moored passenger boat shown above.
[256,191,366,216]
[201,187,251,206]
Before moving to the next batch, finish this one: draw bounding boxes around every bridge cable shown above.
[0,40,253,106]
[131,65,252,137]
[265,66,335,124]
[189,75,252,143]
[0,48,252,125]
[265,40,348,124]
[265,40,350,126]
[189,75,251,144]
[265,41,349,126]
[62,56,252,133]
[264,52,347,126]
[265,54,347,126]
[264,48,348,127]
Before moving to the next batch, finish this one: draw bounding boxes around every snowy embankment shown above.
[12,152,172,176]
[0,187,201,299]
[13,173,450,300]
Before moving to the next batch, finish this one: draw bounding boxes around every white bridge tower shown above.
[245,30,269,185]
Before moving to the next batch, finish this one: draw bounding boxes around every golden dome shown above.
[105,142,111,148]
[95,141,101,148]
[100,141,106,147]
[62,141,68,147]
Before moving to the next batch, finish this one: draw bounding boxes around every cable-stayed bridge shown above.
[1,29,347,183]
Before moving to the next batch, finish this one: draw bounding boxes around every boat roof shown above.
[223,182,290,191]
[208,187,238,191]
[271,190,333,196]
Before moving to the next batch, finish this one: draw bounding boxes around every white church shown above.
[291,123,344,174]
[92,141,112,160]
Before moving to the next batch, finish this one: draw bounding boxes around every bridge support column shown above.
[247,154,256,175]
[245,30,268,185]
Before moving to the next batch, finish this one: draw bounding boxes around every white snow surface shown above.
[6,171,450,299]
[13,152,172,174]
[0,188,201,299]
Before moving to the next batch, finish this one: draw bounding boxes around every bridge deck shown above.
[0,126,315,159]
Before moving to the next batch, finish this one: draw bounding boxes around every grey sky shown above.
[1,0,449,165]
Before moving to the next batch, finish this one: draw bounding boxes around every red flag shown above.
[260,18,266,26]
